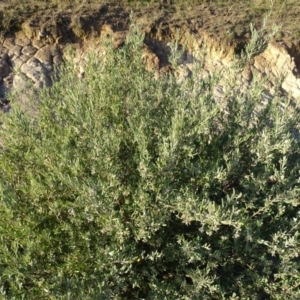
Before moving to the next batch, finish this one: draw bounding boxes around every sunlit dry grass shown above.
[0,0,299,40]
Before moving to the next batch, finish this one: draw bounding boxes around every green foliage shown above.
[0,23,300,299]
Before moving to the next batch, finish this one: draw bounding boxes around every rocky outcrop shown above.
[0,7,300,111]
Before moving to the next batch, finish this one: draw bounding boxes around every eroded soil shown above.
[0,0,300,107]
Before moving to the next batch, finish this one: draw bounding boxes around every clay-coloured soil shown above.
[1,0,300,45]
[1,0,300,105]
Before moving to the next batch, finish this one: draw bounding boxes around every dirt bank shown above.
[0,1,300,106]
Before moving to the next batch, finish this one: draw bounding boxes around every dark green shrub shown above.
[0,23,300,299]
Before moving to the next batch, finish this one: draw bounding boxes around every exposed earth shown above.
[0,0,300,111]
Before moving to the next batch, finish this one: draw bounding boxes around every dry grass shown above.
[0,0,299,41]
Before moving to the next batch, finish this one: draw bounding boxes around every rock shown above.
[8,45,22,58]
[19,54,30,63]
[34,47,52,69]
[10,57,24,69]
[21,57,47,83]
[290,87,300,99]
[34,76,51,89]
[3,37,15,49]
[242,66,252,81]
[32,38,48,49]
[0,58,10,78]
[142,44,160,71]
[3,72,14,87]
[22,45,38,56]
[0,6,299,107]
[0,47,9,59]
[21,19,36,40]
[254,56,267,72]
[13,73,31,91]
[113,31,126,49]
[15,32,31,47]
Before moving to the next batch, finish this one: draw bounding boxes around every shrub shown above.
[0,23,300,299]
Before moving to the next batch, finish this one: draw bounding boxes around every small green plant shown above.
[0,21,300,299]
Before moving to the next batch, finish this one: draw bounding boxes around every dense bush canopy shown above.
[0,24,300,299]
